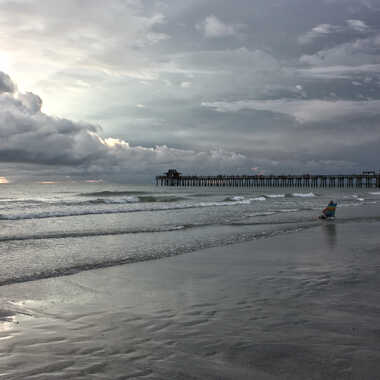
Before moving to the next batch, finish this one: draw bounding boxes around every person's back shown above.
[320,201,337,219]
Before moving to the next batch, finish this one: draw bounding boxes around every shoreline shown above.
[1,221,380,379]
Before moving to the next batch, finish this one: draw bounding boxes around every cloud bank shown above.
[0,71,251,182]
[202,99,380,123]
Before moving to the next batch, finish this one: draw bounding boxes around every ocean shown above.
[2,182,380,379]
[1,182,379,286]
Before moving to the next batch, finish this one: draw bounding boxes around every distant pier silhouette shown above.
[156,169,380,188]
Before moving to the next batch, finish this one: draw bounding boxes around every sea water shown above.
[0,182,379,286]
[2,182,380,379]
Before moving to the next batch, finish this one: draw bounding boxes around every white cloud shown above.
[202,98,380,123]
[298,24,343,44]
[346,19,369,32]
[180,81,192,88]
[299,34,380,67]
[196,15,243,38]
[298,19,370,45]
[297,63,380,79]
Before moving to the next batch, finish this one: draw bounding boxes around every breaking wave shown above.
[0,198,261,221]
[0,225,187,242]
[86,195,187,204]
[224,196,246,202]
[0,195,189,208]
[223,195,266,202]
[264,194,286,198]
[226,193,315,200]
[289,192,317,198]
[251,196,266,201]
[78,190,149,197]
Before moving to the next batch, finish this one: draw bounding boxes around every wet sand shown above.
[1,221,380,379]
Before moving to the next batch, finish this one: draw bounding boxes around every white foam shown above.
[369,192,380,195]
[250,196,267,201]
[225,196,246,202]
[291,192,316,198]
[351,195,365,201]
[247,211,276,217]
[101,196,140,204]
[200,199,251,207]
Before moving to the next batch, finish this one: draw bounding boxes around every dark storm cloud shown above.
[0,87,101,165]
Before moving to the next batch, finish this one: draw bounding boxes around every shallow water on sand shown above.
[1,221,380,379]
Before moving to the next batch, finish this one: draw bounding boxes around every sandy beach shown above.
[1,220,380,379]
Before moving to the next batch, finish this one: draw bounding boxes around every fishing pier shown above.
[156,170,380,188]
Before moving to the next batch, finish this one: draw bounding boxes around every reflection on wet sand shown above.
[322,222,337,249]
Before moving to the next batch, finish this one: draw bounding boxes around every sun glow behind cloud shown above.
[0,53,11,74]
[0,177,9,184]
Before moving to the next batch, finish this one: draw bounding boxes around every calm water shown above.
[1,182,379,286]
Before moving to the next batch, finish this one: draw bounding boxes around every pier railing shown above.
[156,173,380,188]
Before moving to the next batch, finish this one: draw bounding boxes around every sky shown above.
[1,0,380,183]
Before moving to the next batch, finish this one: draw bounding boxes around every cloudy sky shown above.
[1,0,380,183]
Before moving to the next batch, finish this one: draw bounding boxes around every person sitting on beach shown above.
[319,200,337,219]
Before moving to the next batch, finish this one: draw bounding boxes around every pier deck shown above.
[156,170,380,188]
